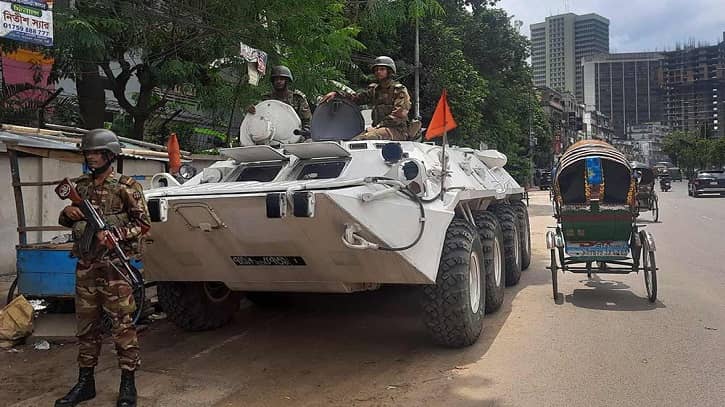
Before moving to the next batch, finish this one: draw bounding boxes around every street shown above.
[2,183,724,407]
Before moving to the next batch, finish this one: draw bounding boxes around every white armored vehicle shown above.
[145,98,531,347]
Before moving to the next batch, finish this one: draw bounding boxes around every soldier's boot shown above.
[117,369,137,407]
[55,367,96,406]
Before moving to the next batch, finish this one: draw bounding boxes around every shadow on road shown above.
[564,287,665,311]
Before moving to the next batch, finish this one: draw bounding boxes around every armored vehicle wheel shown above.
[510,201,532,270]
[472,211,506,314]
[158,282,240,331]
[491,205,522,286]
[423,218,485,348]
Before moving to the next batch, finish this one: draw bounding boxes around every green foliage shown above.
[45,0,546,172]
[663,131,725,172]
[51,0,361,139]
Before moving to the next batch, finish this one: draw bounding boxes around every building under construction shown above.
[663,34,725,138]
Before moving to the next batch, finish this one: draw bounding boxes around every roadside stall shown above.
[0,125,175,304]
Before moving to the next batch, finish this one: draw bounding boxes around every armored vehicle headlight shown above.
[402,161,419,180]
[178,164,197,181]
[381,142,403,163]
[398,159,427,197]
[201,167,224,183]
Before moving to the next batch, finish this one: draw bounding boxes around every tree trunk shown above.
[129,67,154,140]
[75,62,106,129]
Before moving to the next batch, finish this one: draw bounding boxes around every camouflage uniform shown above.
[59,172,150,371]
[350,79,412,141]
[263,90,312,133]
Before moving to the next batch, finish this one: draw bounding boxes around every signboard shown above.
[1,0,53,47]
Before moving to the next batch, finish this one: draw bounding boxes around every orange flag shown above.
[167,133,181,174]
[425,88,457,140]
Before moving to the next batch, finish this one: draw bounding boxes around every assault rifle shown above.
[55,178,145,319]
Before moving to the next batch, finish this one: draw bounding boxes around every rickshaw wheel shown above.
[652,197,659,223]
[550,249,558,301]
[642,241,658,303]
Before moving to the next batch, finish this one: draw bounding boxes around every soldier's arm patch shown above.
[132,190,142,200]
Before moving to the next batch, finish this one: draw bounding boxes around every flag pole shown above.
[440,89,447,201]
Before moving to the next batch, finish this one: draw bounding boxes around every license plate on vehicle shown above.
[230,256,306,266]
[566,241,629,257]
[710,181,718,185]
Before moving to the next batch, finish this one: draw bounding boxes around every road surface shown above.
[2,183,723,406]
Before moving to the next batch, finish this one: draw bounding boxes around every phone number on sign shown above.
[2,22,49,36]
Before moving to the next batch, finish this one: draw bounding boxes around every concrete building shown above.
[531,13,609,102]
[537,86,584,159]
[582,52,665,139]
[583,108,614,142]
[612,122,670,165]
[663,34,725,138]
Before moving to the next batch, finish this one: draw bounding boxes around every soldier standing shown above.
[321,56,412,141]
[55,129,150,407]
[247,65,312,136]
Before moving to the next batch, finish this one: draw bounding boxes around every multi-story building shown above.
[531,13,609,102]
[583,108,614,142]
[536,86,585,160]
[582,52,665,139]
[663,34,725,138]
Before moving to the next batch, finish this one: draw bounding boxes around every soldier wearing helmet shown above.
[55,129,150,407]
[322,56,412,141]
[246,65,312,137]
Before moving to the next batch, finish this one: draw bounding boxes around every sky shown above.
[497,0,725,53]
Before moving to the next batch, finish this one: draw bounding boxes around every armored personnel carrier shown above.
[145,98,531,347]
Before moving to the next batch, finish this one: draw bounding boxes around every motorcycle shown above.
[660,177,672,192]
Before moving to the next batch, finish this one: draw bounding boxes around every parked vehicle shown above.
[668,167,682,181]
[144,98,532,348]
[688,169,725,197]
[548,140,657,303]
[538,169,552,190]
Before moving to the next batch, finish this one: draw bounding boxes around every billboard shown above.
[1,0,53,47]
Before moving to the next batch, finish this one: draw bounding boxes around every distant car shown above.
[538,170,552,190]
[668,167,683,181]
[688,169,725,197]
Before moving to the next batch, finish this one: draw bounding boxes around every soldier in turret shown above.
[322,56,412,141]
[247,65,312,136]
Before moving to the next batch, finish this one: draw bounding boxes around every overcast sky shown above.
[497,0,725,53]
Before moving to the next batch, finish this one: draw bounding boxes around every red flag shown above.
[425,89,457,140]
[167,133,181,174]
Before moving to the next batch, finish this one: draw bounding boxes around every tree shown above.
[52,0,361,140]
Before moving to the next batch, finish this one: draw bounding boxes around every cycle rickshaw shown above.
[547,140,658,303]
[631,162,659,222]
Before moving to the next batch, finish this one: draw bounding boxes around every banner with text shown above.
[1,0,53,47]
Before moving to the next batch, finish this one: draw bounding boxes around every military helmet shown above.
[80,128,122,155]
[270,65,293,82]
[372,56,396,75]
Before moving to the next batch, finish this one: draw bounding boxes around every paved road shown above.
[2,183,723,406]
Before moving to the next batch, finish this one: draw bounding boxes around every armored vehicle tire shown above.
[158,282,240,331]
[471,211,506,314]
[510,201,532,270]
[491,205,523,286]
[423,219,485,348]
